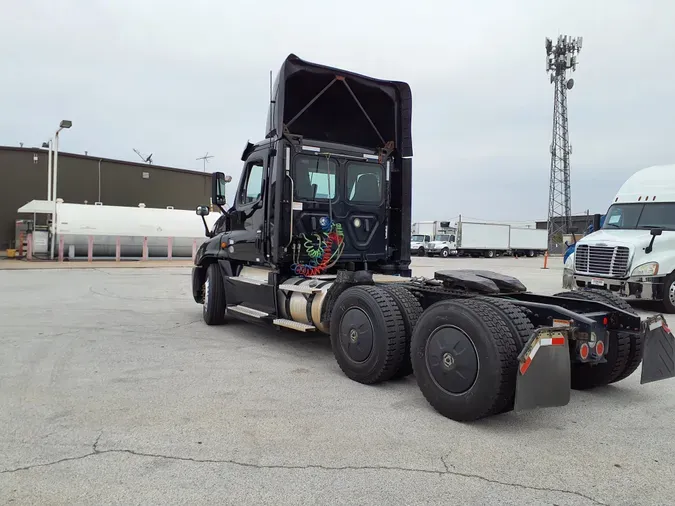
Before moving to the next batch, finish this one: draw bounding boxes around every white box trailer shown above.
[455,220,510,258]
[509,227,548,257]
[413,221,438,237]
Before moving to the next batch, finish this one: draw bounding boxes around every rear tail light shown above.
[595,340,605,357]
[579,342,590,360]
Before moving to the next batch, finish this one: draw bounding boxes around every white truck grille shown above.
[575,245,630,277]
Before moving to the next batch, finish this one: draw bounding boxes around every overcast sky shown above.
[2,0,674,223]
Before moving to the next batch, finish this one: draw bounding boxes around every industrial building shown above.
[0,146,213,251]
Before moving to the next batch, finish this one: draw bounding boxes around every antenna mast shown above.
[196,152,214,172]
[133,148,153,164]
[545,34,582,252]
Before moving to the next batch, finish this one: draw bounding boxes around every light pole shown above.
[42,140,53,201]
[50,120,73,259]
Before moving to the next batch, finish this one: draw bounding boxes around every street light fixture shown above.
[50,119,73,259]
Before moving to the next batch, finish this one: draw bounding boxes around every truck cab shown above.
[426,232,456,257]
[410,233,431,255]
[191,53,413,326]
[563,164,675,312]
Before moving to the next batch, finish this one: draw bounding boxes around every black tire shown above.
[441,248,450,258]
[553,288,635,388]
[381,285,423,379]
[475,297,534,413]
[569,288,645,384]
[476,297,534,349]
[411,299,519,422]
[527,250,535,257]
[661,271,675,314]
[485,250,495,259]
[203,263,227,325]
[418,247,425,257]
[192,267,205,303]
[330,285,407,384]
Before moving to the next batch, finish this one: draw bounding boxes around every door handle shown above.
[255,229,262,249]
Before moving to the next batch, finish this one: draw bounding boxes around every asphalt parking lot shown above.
[1,256,674,505]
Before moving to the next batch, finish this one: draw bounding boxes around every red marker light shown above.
[603,317,608,325]
[579,343,590,360]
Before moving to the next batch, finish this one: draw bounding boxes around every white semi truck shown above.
[563,164,675,313]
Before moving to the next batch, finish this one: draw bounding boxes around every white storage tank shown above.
[18,200,221,258]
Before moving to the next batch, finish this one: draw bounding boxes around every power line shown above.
[545,34,583,251]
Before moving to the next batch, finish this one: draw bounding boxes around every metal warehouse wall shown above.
[0,146,212,250]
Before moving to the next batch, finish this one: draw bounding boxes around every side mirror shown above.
[196,205,210,217]
[651,228,663,236]
[211,172,232,207]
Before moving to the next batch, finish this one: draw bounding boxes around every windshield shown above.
[411,235,425,242]
[434,234,451,242]
[603,203,675,231]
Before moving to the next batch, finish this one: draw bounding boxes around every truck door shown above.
[228,151,268,263]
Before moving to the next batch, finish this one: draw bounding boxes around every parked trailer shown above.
[17,199,220,258]
[509,227,548,257]
[191,53,675,423]
[455,220,510,258]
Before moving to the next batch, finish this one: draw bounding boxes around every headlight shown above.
[631,262,659,276]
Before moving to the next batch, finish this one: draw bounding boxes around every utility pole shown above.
[545,35,582,252]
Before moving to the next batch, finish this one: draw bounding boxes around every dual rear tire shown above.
[553,288,643,389]
[330,285,526,422]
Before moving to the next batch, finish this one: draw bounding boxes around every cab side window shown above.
[238,160,264,205]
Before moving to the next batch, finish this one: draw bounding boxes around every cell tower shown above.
[545,34,582,251]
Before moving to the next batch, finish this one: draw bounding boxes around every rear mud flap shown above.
[514,328,571,413]
[640,314,675,385]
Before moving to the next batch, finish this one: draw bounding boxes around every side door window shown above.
[238,160,264,205]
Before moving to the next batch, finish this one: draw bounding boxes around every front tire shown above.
[441,248,450,258]
[417,247,425,257]
[661,271,675,314]
[411,299,519,422]
[203,263,227,325]
[330,286,407,384]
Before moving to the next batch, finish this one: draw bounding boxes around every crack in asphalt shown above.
[1,438,606,505]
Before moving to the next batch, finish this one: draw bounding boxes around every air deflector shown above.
[265,54,412,157]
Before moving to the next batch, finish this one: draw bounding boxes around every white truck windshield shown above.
[603,203,675,231]
[411,235,425,242]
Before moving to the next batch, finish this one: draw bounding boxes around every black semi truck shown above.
[191,54,674,422]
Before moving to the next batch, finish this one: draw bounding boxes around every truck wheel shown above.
[203,263,227,325]
[330,285,407,384]
[441,248,450,258]
[571,288,646,384]
[192,267,205,304]
[527,250,535,257]
[411,299,519,421]
[381,285,423,379]
[553,289,634,388]
[661,271,675,314]
[485,250,495,259]
[418,247,425,257]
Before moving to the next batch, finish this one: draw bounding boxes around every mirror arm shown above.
[201,216,212,238]
[645,236,656,254]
